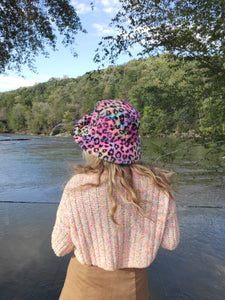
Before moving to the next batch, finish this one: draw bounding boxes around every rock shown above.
[50,123,65,136]
[55,132,72,137]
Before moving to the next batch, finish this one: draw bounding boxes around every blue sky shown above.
[0,0,139,93]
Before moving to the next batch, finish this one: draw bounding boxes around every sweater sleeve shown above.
[51,186,74,256]
[160,198,180,250]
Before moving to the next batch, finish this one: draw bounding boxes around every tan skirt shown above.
[59,256,149,300]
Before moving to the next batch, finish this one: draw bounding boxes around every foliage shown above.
[7,103,26,131]
[0,0,87,73]
[198,95,225,139]
[60,111,74,134]
[0,54,224,141]
[95,0,225,76]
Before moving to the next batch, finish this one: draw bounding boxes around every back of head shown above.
[73,99,174,225]
[73,99,142,165]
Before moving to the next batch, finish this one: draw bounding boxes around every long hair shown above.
[73,152,175,226]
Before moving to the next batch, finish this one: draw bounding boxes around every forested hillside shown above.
[0,54,224,140]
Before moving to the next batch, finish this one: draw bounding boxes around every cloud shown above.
[91,1,123,36]
[72,0,120,15]
[0,75,53,92]
[71,1,92,14]
[103,7,115,14]
[98,0,121,14]
[99,0,119,7]
[92,23,116,36]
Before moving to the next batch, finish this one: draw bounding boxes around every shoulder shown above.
[132,168,154,186]
[132,168,170,200]
[64,173,100,192]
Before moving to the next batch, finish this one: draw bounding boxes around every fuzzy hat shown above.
[73,99,142,164]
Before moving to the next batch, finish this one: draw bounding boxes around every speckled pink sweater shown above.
[51,171,179,271]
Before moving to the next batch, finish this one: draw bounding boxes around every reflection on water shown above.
[0,134,83,203]
[0,134,225,299]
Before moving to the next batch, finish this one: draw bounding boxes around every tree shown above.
[26,102,51,134]
[0,0,89,73]
[95,0,225,75]
[7,103,26,131]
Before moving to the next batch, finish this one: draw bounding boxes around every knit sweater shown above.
[51,171,180,271]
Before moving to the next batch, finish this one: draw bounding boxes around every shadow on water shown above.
[0,134,225,299]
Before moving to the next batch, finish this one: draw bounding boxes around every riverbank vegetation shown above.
[0,54,224,141]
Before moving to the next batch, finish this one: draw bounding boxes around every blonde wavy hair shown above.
[73,152,175,225]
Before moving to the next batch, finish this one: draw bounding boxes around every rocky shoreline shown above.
[0,128,201,139]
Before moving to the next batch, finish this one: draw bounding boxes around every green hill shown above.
[0,54,224,140]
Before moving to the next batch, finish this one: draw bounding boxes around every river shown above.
[0,134,224,299]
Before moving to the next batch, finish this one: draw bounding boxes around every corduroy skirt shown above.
[59,255,149,300]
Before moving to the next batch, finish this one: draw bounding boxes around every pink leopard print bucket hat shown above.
[73,99,142,164]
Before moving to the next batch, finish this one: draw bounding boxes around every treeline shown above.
[0,54,224,140]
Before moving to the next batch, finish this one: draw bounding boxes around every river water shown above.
[0,134,224,299]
